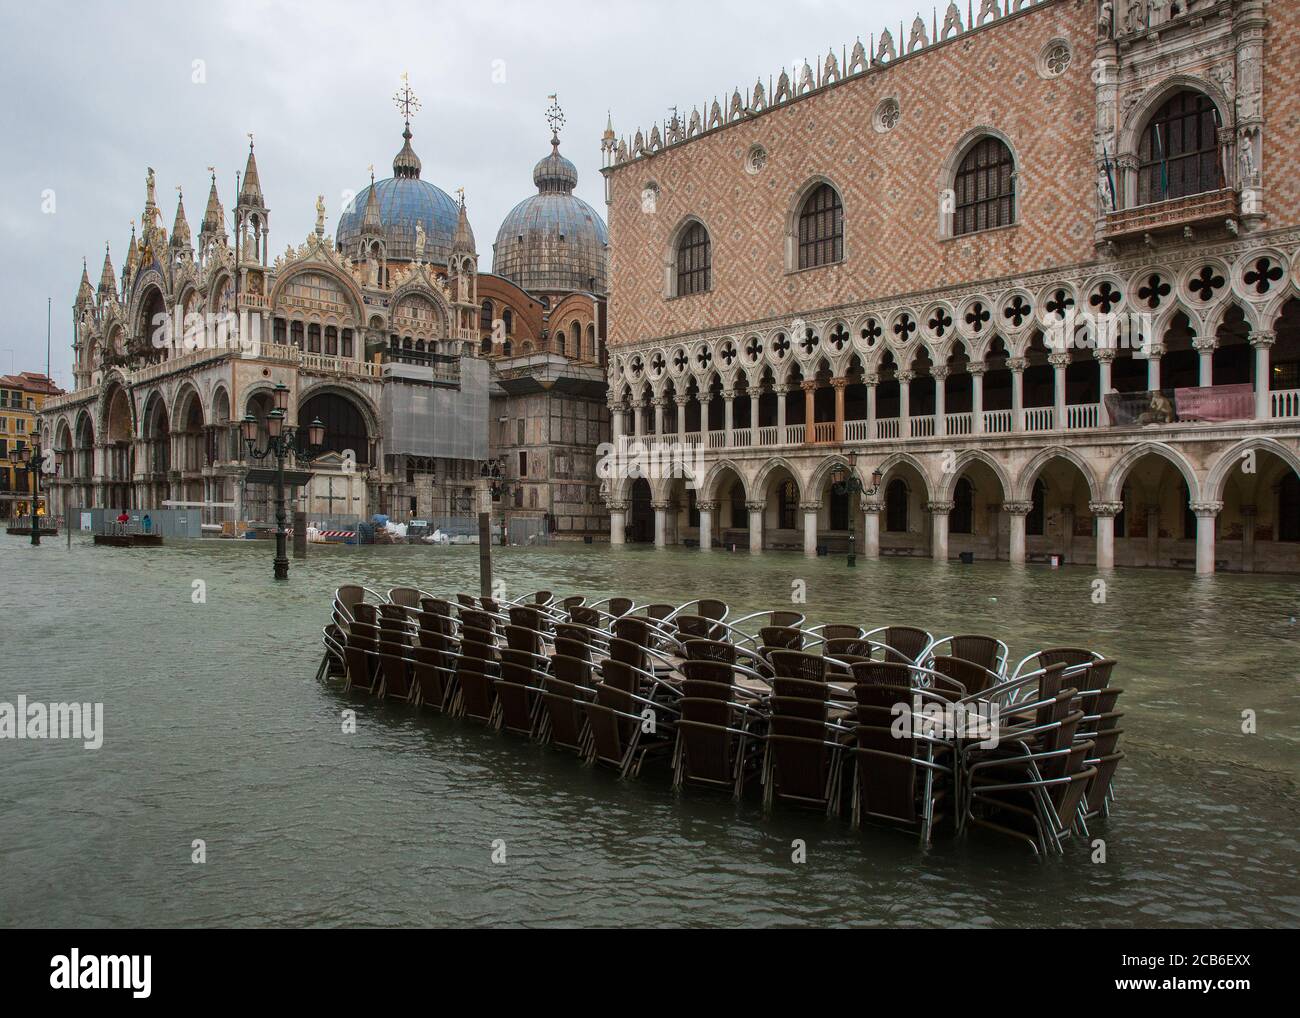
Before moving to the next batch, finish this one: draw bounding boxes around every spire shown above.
[76,258,95,307]
[171,188,192,249]
[452,192,476,256]
[126,223,139,276]
[97,243,117,301]
[603,110,615,143]
[239,135,264,207]
[362,168,383,232]
[202,170,224,232]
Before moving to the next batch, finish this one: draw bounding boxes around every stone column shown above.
[1240,504,1257,572]
[831,377,848,442]
[801,380,817,443]
[969,364,985,434]
[1194,337,1215,387]
[722,389,735,446]
[1146,344,1163,391]
[1095,348,1116,426]
[1090,501,1123,570]
[1008,358,1026,431]
[1251,331,1274,420]
[1004,501,1033,565]
[746,500,765,553]
[652,397,665,437]
[932,367,949,437]
[1061,504,1075,563]
[651,499,670,547]
[675,394,690,444]
[697,499,716,550]
[897,370,914,433]
[862,501,883,559]
[801,501,821,557]
[1145,504,1161,567]
[775,383,788,437]
[1191,501,1222,575]
[608,499,627,545]
[631,400,644,439]
[1048,351,1069,429]
[927,500,954,562]
[863,373,878,438]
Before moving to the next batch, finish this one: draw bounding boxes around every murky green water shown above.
[1,534,1296,927]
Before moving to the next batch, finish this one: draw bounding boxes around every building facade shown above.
[38,92,610,539]
[601,0,1300,573]
[0,371,63,519]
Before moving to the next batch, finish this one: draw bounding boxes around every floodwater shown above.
[1,534,1296,928]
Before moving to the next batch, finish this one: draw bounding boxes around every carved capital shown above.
[800,380,818,392]
[744,500,767,513]
[1192,337,1217,353]
[830,376,849,389]
[799,501,823,513]
[926,500,955,514]
[1249,331,1276,349]
[1094,348,1118,364]
[773,384,791,395]
[1006,357,1028,372]
[674,394,691,406]
[1002,501,1034,516]
[721,389,736,401]
[861,501,885,514]
[967,363,986,376]
[696,500,719,512]
[606,499,629,512]
[897,370,915,383]
[650,500,673,512]
[1047,352,1071,368]
[1189,500,1224,517]
[862,373,880,386]
[931,366,950,380]
[1088,501,1125,517]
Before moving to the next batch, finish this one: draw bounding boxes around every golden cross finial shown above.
[247,132,254,147]
[545,94,565,142]
[394,77,421,122]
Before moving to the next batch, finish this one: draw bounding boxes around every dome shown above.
[335,124,465,264]
[493,136,608,295]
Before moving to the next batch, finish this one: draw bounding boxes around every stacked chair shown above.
[319,590,1124,854]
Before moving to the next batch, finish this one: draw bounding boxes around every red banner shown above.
[1173,383,1253,422]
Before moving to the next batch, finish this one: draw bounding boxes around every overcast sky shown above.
[1,0,925,390]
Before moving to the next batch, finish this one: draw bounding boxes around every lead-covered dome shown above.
[493,136,608,295]
[336,123,464,264]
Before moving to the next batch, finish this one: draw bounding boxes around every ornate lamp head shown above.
[307,417,325,449]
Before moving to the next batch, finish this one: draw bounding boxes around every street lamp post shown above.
[477,459,510,598]
[830,450,883,568]
[240,383,325,581]
[9,442,47,546]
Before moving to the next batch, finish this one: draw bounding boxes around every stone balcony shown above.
[1102,189,1239,243]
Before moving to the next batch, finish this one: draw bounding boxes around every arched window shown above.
[675,221,711,296]
[1027,479,1046,536]
[571,322,581,358]
[954,137,1016,236]
[290,321,304,348]
[885,479,908,533]
[728,483,748,530]
[1138,90,1221,205]
[1279,472,1300,542]
[777,479,798,530]
[480,299,494,331]
[586,324,596,361]
[950,477,974,534]
[307,323,321,354]
[797,184,843,269]
[324,326,338,356]
[555,326,565,356]
[502,308,512,335]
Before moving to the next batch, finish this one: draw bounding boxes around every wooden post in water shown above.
[478,481,492,600]
[293,508,307,560]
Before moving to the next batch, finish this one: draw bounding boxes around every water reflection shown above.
[0,535,1295,927]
